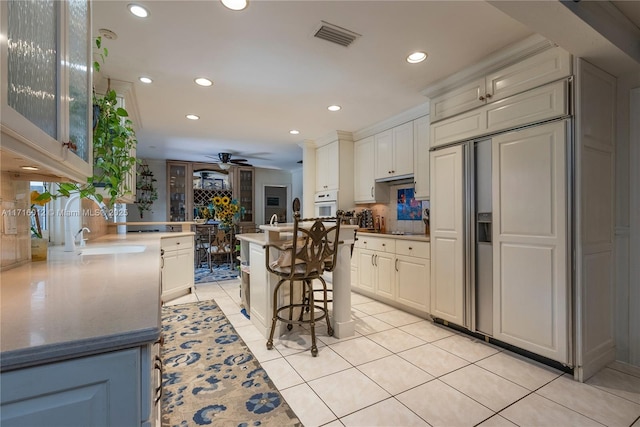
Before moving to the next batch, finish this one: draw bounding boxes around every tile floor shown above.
[166,279,640,427]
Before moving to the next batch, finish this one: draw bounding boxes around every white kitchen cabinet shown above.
[429,144,465,326]
[431,80,568,148]
[374,121,414,180]
[315,141,339,192]
[0,347,156,427]
[353,235,431,315]
[413,115,430,200]
[0,0,93,182]
[354,136,388,203]
[161,234,194,301]
[429,46,571,123]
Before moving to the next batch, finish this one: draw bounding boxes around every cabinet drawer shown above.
[161,235,194,251]
[356,236,395,253]
[395,240,430,259]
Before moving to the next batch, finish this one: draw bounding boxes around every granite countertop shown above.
[0,232,191,372]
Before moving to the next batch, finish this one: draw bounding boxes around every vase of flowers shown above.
[30,190,51,261]
[211,195,244,230]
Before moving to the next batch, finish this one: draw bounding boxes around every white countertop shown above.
[0,232,191,371]
[356,230,431,242]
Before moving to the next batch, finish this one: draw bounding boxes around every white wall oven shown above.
[314,190,338,218]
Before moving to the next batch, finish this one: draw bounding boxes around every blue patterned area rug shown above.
[194,265,239,284]
[161,300,301,426]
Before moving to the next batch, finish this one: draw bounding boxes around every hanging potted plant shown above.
[34,36,138,209]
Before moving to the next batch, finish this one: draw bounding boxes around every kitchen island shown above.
[237,223,358,340]
[0,232,191,426]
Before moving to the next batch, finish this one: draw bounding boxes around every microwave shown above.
[314,190,338,217]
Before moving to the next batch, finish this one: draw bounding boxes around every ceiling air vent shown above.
[314,21,361,47]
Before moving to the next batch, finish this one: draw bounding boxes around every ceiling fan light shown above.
[195,77,213,87]
[407,51,427,64]
[221,0,247,11]
[219,162,231,170]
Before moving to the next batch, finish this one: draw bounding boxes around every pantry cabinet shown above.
[161,234,194,301]
[354,136,388,203]
[429,46,571,123]
[0,0,93,182]
[374,121,414,180]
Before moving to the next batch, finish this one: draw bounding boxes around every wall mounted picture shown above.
[397,188,422,220]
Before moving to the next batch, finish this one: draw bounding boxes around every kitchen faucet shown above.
[270,213,278,226]
[76,227,90,247]
[64,193,109,252]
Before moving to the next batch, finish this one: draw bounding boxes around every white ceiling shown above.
[92,1,535,170]
[91,0,640,172]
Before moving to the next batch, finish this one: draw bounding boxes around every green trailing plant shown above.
[34,36,138,211]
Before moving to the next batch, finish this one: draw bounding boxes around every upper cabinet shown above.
[413,115,430,200]
[1,0,93,182]
[429,46,571,123]
[374,121,414,180]
[354,136,388,203]
[315,141,339,192]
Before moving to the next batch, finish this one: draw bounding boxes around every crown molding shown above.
[314,130,354,148]
[421,33,554,100]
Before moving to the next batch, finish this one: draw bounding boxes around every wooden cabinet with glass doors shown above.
[166,161,254,229]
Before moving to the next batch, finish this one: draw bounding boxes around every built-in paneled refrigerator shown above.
[429,119,571,365]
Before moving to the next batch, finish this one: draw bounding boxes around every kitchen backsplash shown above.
[356,183,429,234]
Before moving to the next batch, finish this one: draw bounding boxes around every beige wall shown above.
[0,173,32,270]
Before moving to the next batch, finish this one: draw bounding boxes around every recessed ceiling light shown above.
[21,166,39,171]
[407,51,427,64]
[221,0,247,11]
[327,105,341,112]
[194,77,213,87]
[186,114,200,120]
[139,76,153,84]
[289,130,300,135]
[128,4,149,18]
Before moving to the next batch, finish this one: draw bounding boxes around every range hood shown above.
[375,173,414,185]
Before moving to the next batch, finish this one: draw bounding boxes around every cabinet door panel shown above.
[1,349,139,427]
[357,250,376,293]
[413,115,430,200]
[430,108,486,149]
[492,121,568,363]
[393,122,414,176]
[354,137,376,202]
[486,47,571,102]
[374,129,394,179]
[375,253,395,300]
[429,145,465,326]
[430,77,486,122]
[396,255,430,312]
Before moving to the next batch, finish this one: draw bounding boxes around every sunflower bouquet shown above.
[212,195,244,228]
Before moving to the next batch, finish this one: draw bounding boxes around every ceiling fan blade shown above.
[229,158,249,164]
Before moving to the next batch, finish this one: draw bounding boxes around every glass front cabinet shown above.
[234,166,254,230]
[167,161,192,222]
[1,0,93,182]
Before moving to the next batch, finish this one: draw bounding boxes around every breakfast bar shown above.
[236,223,358,339]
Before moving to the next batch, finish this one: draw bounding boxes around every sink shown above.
[80,245,146,256]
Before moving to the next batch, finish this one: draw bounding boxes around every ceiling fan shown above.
[206,152,252,169]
